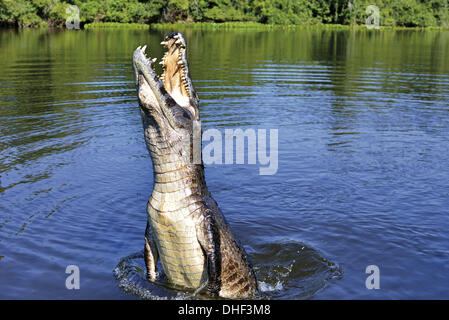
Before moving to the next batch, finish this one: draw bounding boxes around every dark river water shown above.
[0,27,448,299]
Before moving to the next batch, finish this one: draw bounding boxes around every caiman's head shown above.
[132,32,200,138]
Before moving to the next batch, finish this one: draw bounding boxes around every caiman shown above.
[132,32,258,299]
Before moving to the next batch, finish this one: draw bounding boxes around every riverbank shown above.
[2,0,448,29]
[82,21,449,31]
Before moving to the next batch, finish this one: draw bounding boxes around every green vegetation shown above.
[84,22,149,29]
[0,0,448,28]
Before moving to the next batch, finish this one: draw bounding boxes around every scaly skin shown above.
[132,32,258,298]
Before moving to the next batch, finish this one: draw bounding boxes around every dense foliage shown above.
[0,0,448,28]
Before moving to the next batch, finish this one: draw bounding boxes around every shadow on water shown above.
[113,240,342,300]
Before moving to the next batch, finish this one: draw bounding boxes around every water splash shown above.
[258,281,283,292]
[251,240,343,299]
[114,240,342,300]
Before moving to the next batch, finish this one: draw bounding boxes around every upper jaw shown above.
[133,32,199,121]
[160,33,191,102]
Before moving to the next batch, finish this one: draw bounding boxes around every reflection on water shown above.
[0,28,448,299]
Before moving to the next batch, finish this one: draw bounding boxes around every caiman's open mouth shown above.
[132,32,199,125]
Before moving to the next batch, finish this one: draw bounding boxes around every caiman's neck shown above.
[149,160,209,213]
[147,139,208,201]
[152,160,206,191]
[142,116,209,211]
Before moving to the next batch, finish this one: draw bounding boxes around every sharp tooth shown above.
[137,46,141,50]
[177,60,184,65]
[151,58,157,63]
[173,34,179,39]
[175,39,182,45]
[141,45,147,52]
[159,61,164,65]
[160,41,167,46]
